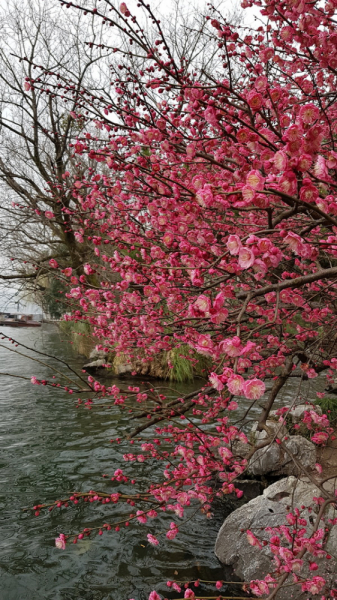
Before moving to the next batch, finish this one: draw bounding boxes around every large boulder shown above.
[235,419,317,477]
[215,476,337,599]
[248,435,316,476]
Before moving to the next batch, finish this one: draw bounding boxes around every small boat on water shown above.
[0,313,42,327]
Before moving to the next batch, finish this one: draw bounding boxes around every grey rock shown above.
[215,476,337,599]
[248,441,282,476]
[288,403,322,423]
[250,420,288,443]
[233,434,316,477]
[250,420,288,442]
[269,404,322,424]
[89,348,108,360]
[248,435,316,476]
[83,359,111,370]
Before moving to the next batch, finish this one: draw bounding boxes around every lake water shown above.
[0,325,324,600]
[0,325,231,600]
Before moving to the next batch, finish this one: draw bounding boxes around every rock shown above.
[250,419,288,443]
[288,403,322,424]
[269,403,322,424]
[234,420,317,476]
[269,403,322,423]
[215,476,337,599]
[248,441,281,476]
[89,348,108,360]
[248,435,316,476]
[83,359,111,371]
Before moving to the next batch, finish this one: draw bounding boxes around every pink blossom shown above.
[227,374,244,395]
[120,3,129,15]
[55,535,66,550]
[246,170,265,189]
[241,341,256,355]
[209,372,224,391]
[242,185,256,202]
[218,446,233,461]
[259,47,274,62]
[210,308,228,324]
[215,581,223,590]
[299,103,319,125]
[297,153,312,171]
[252,259,268,279]
[147,534,159,546]
[238,247,255,269]
[184,590,195,599]
[162,232,174,246]
[49,259,58,269]
[194,294,211,315]
[273,150,288,172]
[45,211,55,219]
[69,287,82,299]
[219,336,242,357]
[227,234,242,255]
[83,263,95,275]
[212,291,226,312]
[243,379,265,400]
[177,492,190,506]
[311,431,329,444]
[286,512,296,525]
[314,155,328,179]
[227,400,238,411]
[301,576,325,595]
[136,510,147,524]
[210,291,228,323]
[148,592,161,600]
[246,530,262,548]
[284,232,304,254]
[250,581,270,596]
[247,90,263,110]
[195,334,214,356]
[166,522,178,540]
[291,558,303,572]
[237,358,252,372]
[279,546,293,561]
[254,76,268,91]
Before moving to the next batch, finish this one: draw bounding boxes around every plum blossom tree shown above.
[24,0,337,597]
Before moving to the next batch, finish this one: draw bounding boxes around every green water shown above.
[0,325,229,600]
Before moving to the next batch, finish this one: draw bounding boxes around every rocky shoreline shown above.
[214,405,337,598]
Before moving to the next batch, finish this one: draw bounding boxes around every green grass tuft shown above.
[166,345,211,382]
[314,396,337,424]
